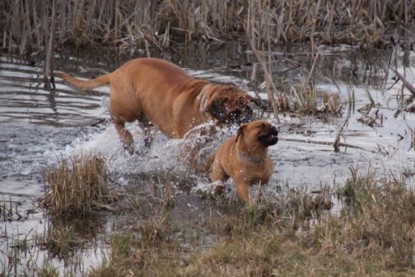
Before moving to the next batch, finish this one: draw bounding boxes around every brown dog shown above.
[55,58,258,153]
[210,120,278,203]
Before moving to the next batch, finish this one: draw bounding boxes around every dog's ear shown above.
[236,123,248,142]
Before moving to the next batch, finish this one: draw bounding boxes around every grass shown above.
[1,0,412,56]
[5,156,415,276]
[42,154,117,216]
[1,199,23,221]
[88,167,415,276]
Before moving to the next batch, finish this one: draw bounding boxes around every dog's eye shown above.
[257,123,266,129]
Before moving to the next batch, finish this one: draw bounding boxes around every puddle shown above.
[1,42,415,275]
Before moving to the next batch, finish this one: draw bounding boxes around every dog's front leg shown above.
[210,160,228,183]
[138,120,155,149]
[234,179,250,204]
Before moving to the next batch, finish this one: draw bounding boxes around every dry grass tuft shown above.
[328,166,415,269]
[43,154,117,216]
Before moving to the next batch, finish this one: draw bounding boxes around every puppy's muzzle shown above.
[258,126,278,146]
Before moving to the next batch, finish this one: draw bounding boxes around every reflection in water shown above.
[47,90,58,121]
[0,56,108,126]
[39,215,109,258]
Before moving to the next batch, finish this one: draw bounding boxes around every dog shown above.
[210,120,278,203]
[55,58,259,153]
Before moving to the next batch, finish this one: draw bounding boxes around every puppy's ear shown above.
[207,97,228,123]
[236,123,248,142]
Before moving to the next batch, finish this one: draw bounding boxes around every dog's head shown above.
[236,120,278,147]
[206,86,261,125]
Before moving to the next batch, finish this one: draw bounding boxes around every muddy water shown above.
[1,43,415,274]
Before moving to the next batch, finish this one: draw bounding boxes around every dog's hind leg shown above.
[112,114,134,154]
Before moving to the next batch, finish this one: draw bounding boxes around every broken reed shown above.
[1,0,413,55]
[43,154,114,216]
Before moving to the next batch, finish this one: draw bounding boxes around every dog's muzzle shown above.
[258,126,278,146]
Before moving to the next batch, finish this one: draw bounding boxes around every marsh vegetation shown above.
[1,0,415,276]
[32,163,415,276]
[1,0,412,53]
[1,0,414,91]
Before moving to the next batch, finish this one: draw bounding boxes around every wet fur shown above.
[210,120,278,203]
[56,58,256,153]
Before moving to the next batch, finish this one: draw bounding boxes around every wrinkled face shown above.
[238,120,278,147]
[207,88,255,125]
[223,96,254,124]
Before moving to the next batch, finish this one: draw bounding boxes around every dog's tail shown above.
[55,71,111,91]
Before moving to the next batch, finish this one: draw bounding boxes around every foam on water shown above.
[48,118,299,202]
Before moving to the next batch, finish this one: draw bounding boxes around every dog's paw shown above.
[124,145,134,155]
[213,181,226,195]
[134,147,148,156]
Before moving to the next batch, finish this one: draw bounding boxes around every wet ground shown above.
[1,42,415,274]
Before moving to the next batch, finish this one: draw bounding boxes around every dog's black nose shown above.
[271,126,278,135]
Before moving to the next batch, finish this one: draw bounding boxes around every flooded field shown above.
[1,43,415,275]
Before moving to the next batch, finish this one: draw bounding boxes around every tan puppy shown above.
[211,120,278,203]
[55,58,258,153]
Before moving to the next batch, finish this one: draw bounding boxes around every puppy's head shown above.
[236,120,278,147]
[206,86,258,125]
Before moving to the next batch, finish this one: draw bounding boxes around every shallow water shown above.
[1,43,415,274]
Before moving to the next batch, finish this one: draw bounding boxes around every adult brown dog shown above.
[55,58,257,153]
[210,120,278,203]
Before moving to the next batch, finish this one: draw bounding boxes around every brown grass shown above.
[87,167,415,276]
[0,0,412,56]
[42,154,117,216]
[6,166,415,276]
